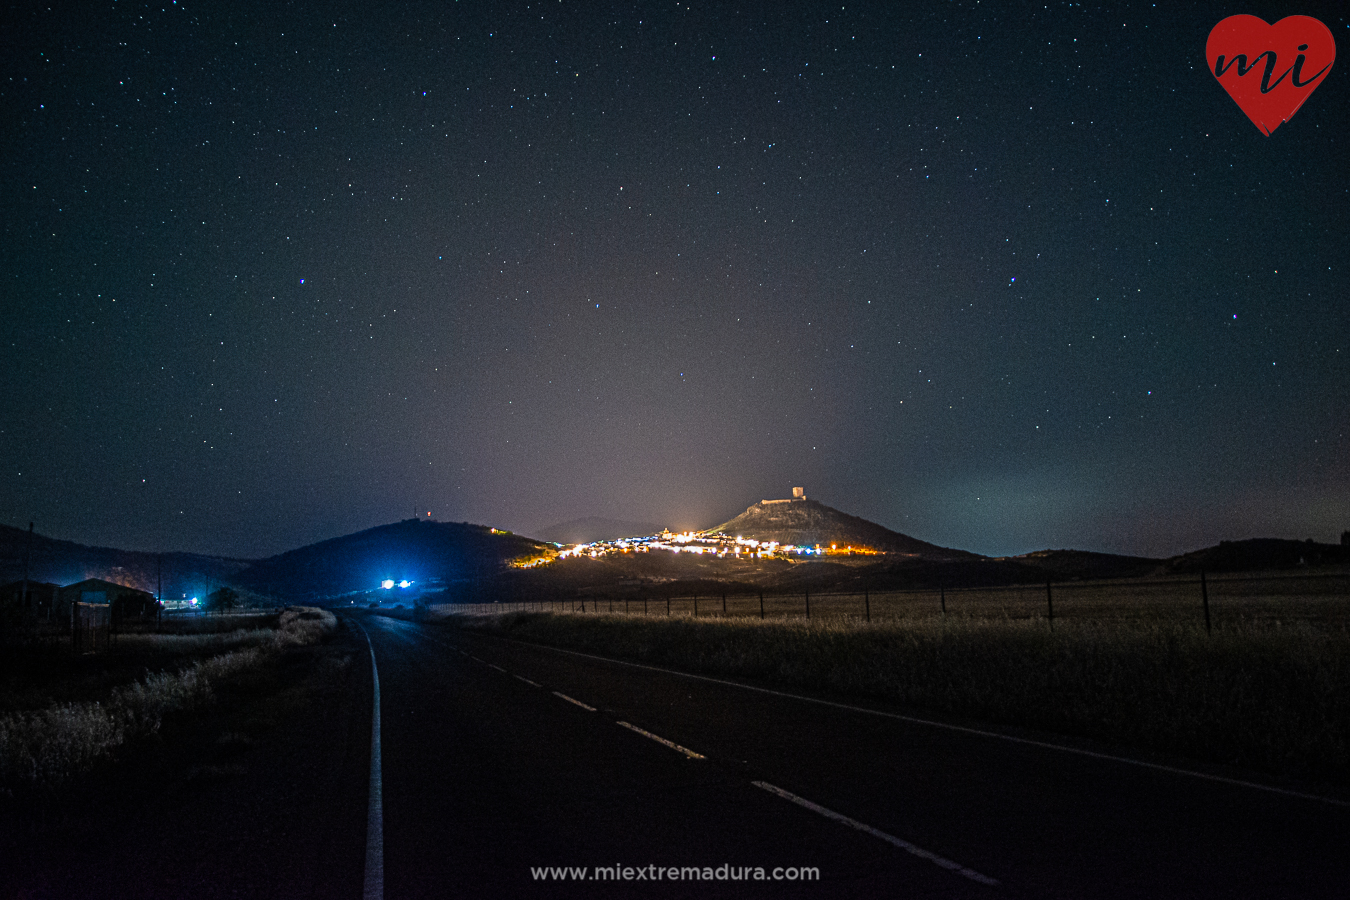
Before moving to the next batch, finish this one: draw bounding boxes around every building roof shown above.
[57,578,154,599]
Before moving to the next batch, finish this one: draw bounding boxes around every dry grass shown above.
[0,607,335,791]
[452,610,1350,787]
[111,628,277,656]
[460,572,1350,627]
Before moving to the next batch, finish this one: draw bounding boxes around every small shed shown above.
[0,580,59,617]
[56,579,157,628]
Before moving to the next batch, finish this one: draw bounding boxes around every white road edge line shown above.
[515,675,541,687]
[617,721,706,759]
[753,781,998,887]
[357,622,385,900]
[552,691,597,711]
[488,663,507,673]
[504,639,1348,807]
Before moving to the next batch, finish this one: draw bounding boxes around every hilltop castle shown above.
[757,486,806,507]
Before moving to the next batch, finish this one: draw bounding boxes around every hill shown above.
[533,517,663,545]
[707,498,978,561]
[1159,538,1350,574]
[229,519,555,601]
[1003,549,1161,580]
[0,524,251,600]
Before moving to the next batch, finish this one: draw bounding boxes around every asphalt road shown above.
[360,613,1350,898]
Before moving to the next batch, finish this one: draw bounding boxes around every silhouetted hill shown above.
[1004,549,1161,580]
[1161,538,1350,574]
[229,519,554,601]
[707,499,978,560]
[0,524,250,600]
[533,517,663,545]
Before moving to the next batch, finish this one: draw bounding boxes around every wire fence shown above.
[430,570,1350,630]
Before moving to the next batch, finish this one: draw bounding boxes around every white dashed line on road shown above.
[552,691,597,711]
[617,721,705,759]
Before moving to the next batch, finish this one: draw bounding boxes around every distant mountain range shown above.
[0,524,250,600]
[533,517,664,545]
[5,505,1346,605]
[0,519,553,604]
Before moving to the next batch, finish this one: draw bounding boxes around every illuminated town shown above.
[552,530,881,561]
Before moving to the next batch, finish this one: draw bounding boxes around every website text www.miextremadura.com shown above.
[530,864,821,882]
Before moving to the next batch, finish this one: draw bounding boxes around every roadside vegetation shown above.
[448,610,1350,788]
[0,608,336,792]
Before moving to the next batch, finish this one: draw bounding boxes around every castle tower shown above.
[792,487,805,499]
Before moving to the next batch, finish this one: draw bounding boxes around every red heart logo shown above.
[1206,15,1335,135]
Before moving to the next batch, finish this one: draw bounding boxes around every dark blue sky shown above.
[3,0,1347,559]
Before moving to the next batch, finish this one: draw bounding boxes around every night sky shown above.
[3,0,1347,560]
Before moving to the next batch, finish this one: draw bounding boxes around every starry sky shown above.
[3,0,1347,560]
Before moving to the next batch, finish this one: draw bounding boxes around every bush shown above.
[0,607,335,792]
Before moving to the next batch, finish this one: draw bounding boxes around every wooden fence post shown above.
[805,590,810,619]
[722,592,727,615]
[940,585,946,616]
[759,591,765,619]
[1201,570,1211,634]
[864,589,870,622]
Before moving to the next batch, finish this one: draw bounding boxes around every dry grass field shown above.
[447,569,1350,629]
[0,608,336,792]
